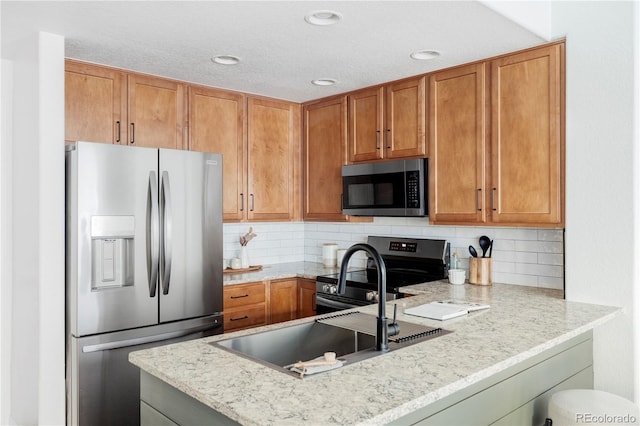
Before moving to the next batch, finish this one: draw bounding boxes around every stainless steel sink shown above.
[212,311,450,378]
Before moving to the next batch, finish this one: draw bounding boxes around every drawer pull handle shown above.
[230,294,249,299]
[230,315,249,321]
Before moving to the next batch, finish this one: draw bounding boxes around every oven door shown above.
[315,294,372,314]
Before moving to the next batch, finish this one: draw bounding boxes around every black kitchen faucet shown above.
[337,243,400,351]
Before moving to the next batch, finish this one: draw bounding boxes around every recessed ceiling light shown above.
[410,50,441,60]
[312,78,337,86]
[305,10,342,26]
[211,55,240,65]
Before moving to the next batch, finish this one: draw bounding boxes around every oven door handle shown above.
[316,295,360,310]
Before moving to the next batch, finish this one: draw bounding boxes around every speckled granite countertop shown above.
[222,261,338,285]
[130,275,620,426]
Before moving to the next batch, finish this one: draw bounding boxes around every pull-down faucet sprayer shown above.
[337,243,399,351]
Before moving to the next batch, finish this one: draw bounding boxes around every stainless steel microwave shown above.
[342,159,427,217]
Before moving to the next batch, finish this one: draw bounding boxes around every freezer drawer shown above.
[66,315,222,426]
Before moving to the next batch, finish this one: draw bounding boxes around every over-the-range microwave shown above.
[342,158,428,217]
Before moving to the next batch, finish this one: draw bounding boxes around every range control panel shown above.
[388,241,418,253]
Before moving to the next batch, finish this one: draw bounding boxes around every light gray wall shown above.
[0,32,66,425]
[551,1,638,401]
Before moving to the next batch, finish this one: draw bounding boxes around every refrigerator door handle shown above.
[160,171,173,295]
[81,322,222,353]
[146,171,160,297]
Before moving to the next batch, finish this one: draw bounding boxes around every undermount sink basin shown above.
[212,311,450,378]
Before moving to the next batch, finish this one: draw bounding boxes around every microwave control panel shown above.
[406,170,421,208]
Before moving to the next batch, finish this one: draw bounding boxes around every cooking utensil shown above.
[469,245,478,257]
[488,240,494,258]
[479,236,491,258]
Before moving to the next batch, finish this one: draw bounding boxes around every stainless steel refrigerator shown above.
[65,141,224,426]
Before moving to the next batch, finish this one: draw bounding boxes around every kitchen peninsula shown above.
[130,273,619,425]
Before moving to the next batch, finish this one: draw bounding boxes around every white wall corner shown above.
[36,31,66,426]
[633,0,640,405]
[479,1,552,40]
[1,57,15,426]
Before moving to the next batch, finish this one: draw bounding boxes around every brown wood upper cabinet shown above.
[490,44,563,225]
[188,86,246,221]
[429,42,564,227]
[65,60,125,144]
[65,60,186,149]
[347,76,426,163]
[303,96,348,221]
[127,74,185,149]
[247,97,301,221]
[429,63,487,224]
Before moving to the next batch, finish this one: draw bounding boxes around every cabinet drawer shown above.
[224,305,267,332]
[223,282,266,309]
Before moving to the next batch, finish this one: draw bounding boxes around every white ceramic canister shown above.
[322,243,338,267]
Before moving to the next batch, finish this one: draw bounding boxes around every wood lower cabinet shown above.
[490,43,564,225]
[347,76,426,163]
[65,60,125,144]
[297,278,316,318]
[223,278,317,333]
[269,279,298,324]
[188,86,246,221]
[223,282,267,332]
[429,63,487,224]
[303,96,348,221]
[247,97,301,221]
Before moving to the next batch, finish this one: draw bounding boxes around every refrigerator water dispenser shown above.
[91,216,135,289]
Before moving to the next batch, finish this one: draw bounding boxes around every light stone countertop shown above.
[130,275,620,426]
[222,261,340,285]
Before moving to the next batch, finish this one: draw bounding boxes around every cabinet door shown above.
[297,279,316,319]
[65,61,125,144]
[128,74,185,149]
[490,44,563,225]
[247,97,300,221]
[429,63,487,224]
[189,86,246,221]
[386,77,426,159]
[348,87,384,162]
[303,96,347,221]
[269,279,298,324]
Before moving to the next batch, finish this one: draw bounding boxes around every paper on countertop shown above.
[405,300,490,321]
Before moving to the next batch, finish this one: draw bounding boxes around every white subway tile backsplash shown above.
[538,253,564,266]
[537,229,564,242]
[516,240,564,253]
[223,218,564,290]
[517,263,564,278]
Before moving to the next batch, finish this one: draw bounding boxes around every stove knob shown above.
[322,284,337,293]
[366,291,379,302]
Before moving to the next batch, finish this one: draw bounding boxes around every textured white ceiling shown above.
[2,1,546,102]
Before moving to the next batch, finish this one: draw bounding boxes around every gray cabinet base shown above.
[390,332,593,425]
[140,371,239,426]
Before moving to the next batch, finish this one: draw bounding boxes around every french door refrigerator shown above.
[65,141,224,426]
